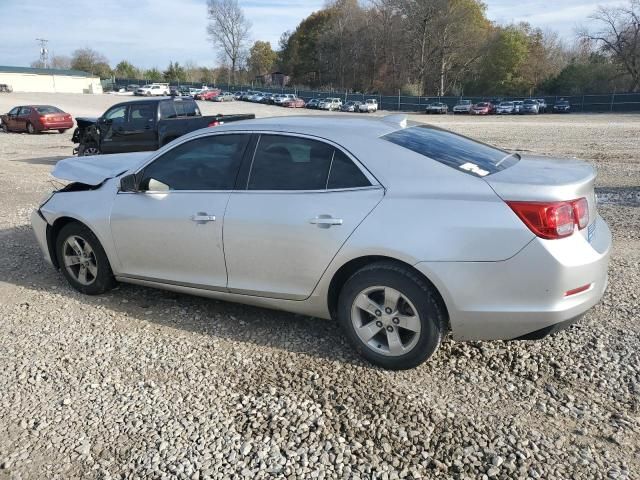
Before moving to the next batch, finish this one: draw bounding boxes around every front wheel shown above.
[58,129,68,134]
[77,143,100,156]
[55,222,116,295]
[338,261,446,370]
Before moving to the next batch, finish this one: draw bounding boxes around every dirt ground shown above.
[0,93,638,479]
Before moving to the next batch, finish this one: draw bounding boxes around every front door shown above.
[4,107,20,131]
[110,133,250,288]
[224,134,384,300]
[16,107,32,131]
[98,104,129,154]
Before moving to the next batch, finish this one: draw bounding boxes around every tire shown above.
[337,261,446,370]
[55,222,116,295]
[27,122,36,134]
[77,143,100,156]
[58,129,68,134]
[0,122,7,133]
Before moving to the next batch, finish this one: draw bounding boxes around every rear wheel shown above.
[27,122,36,134]
[55,222,116,295]
[338,261,446,370]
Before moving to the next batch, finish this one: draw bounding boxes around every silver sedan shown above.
[31,115,611,369]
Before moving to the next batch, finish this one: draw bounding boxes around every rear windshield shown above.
[35,106,63,114]
[382,125,519,177]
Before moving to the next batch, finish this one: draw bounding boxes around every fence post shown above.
[398,90,401,111]
[582,95,585,113]
[610,92,615,112]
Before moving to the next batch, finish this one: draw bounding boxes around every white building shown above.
[0,66,103,94]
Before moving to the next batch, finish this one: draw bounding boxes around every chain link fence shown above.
[104,78,640,113]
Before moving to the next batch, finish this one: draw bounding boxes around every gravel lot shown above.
[0,93,638,479]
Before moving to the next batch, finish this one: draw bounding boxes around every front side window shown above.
[383,125,519,177]
[139,134,249,191]
[19,107,32,115]
[104,105,127,123]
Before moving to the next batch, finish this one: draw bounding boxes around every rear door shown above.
[224,133,384,300]
[127,102,158,151]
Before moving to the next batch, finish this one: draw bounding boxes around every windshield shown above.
[476,103,488,107]
[499,102,513,106]
[524,100,537,105]
[382,125,520,177]
[557,101,569,105]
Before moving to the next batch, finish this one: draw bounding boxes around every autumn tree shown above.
[580,0,640,91]
[207,0,251,82]
[71,48,111,78]
[248,41,277,76]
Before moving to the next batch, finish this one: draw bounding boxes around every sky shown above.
[0,0,630,70]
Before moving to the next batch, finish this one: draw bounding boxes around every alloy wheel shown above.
[62,235,98,286]
[351,286,421,356]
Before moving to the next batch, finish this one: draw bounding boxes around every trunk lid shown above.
[52,152,151,186]
[485,154,597,240]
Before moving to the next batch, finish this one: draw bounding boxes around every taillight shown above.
[208,120,220,127]
[571,197,589,229]
[507,198,589,240]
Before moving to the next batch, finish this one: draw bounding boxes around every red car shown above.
[195,90,220,101]
[283,97,305,108]
[470,102,491,115]
[1,105,74,134]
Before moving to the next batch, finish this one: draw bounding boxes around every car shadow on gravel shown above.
[11,155,68,165]
[0,224,367,367]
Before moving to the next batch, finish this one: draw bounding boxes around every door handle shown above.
[310,215,343,228]
[191,213,216,223]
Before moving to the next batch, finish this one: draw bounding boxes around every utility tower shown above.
[36,38,49,68]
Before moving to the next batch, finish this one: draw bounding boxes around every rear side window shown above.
[328,150,371,189]
[129,104,156,122]
[248,135,332,190]
[174,100,200,117]
[159,101,177,119]
[382,125,519,177]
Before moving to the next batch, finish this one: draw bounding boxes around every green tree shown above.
[114,60,139,79]
[163,61,187,82]
[248,41,277,76]
[145,68,163,82]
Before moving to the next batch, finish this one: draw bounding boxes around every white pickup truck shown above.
[358,99,378,113]
[135,83,170,96]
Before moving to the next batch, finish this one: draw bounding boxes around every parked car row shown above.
[448,98,571,115]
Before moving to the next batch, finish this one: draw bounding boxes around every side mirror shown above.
[100,117,112,125]
[120,173,138,193]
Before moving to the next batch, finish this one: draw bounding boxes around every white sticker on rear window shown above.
[459,162,490,177]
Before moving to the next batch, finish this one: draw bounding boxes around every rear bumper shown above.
[41,121,74,130]
[415,214,612,341]
[31,209,53,266]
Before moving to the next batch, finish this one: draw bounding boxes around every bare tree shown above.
[580,0,640,91]
[207,0,251,83]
